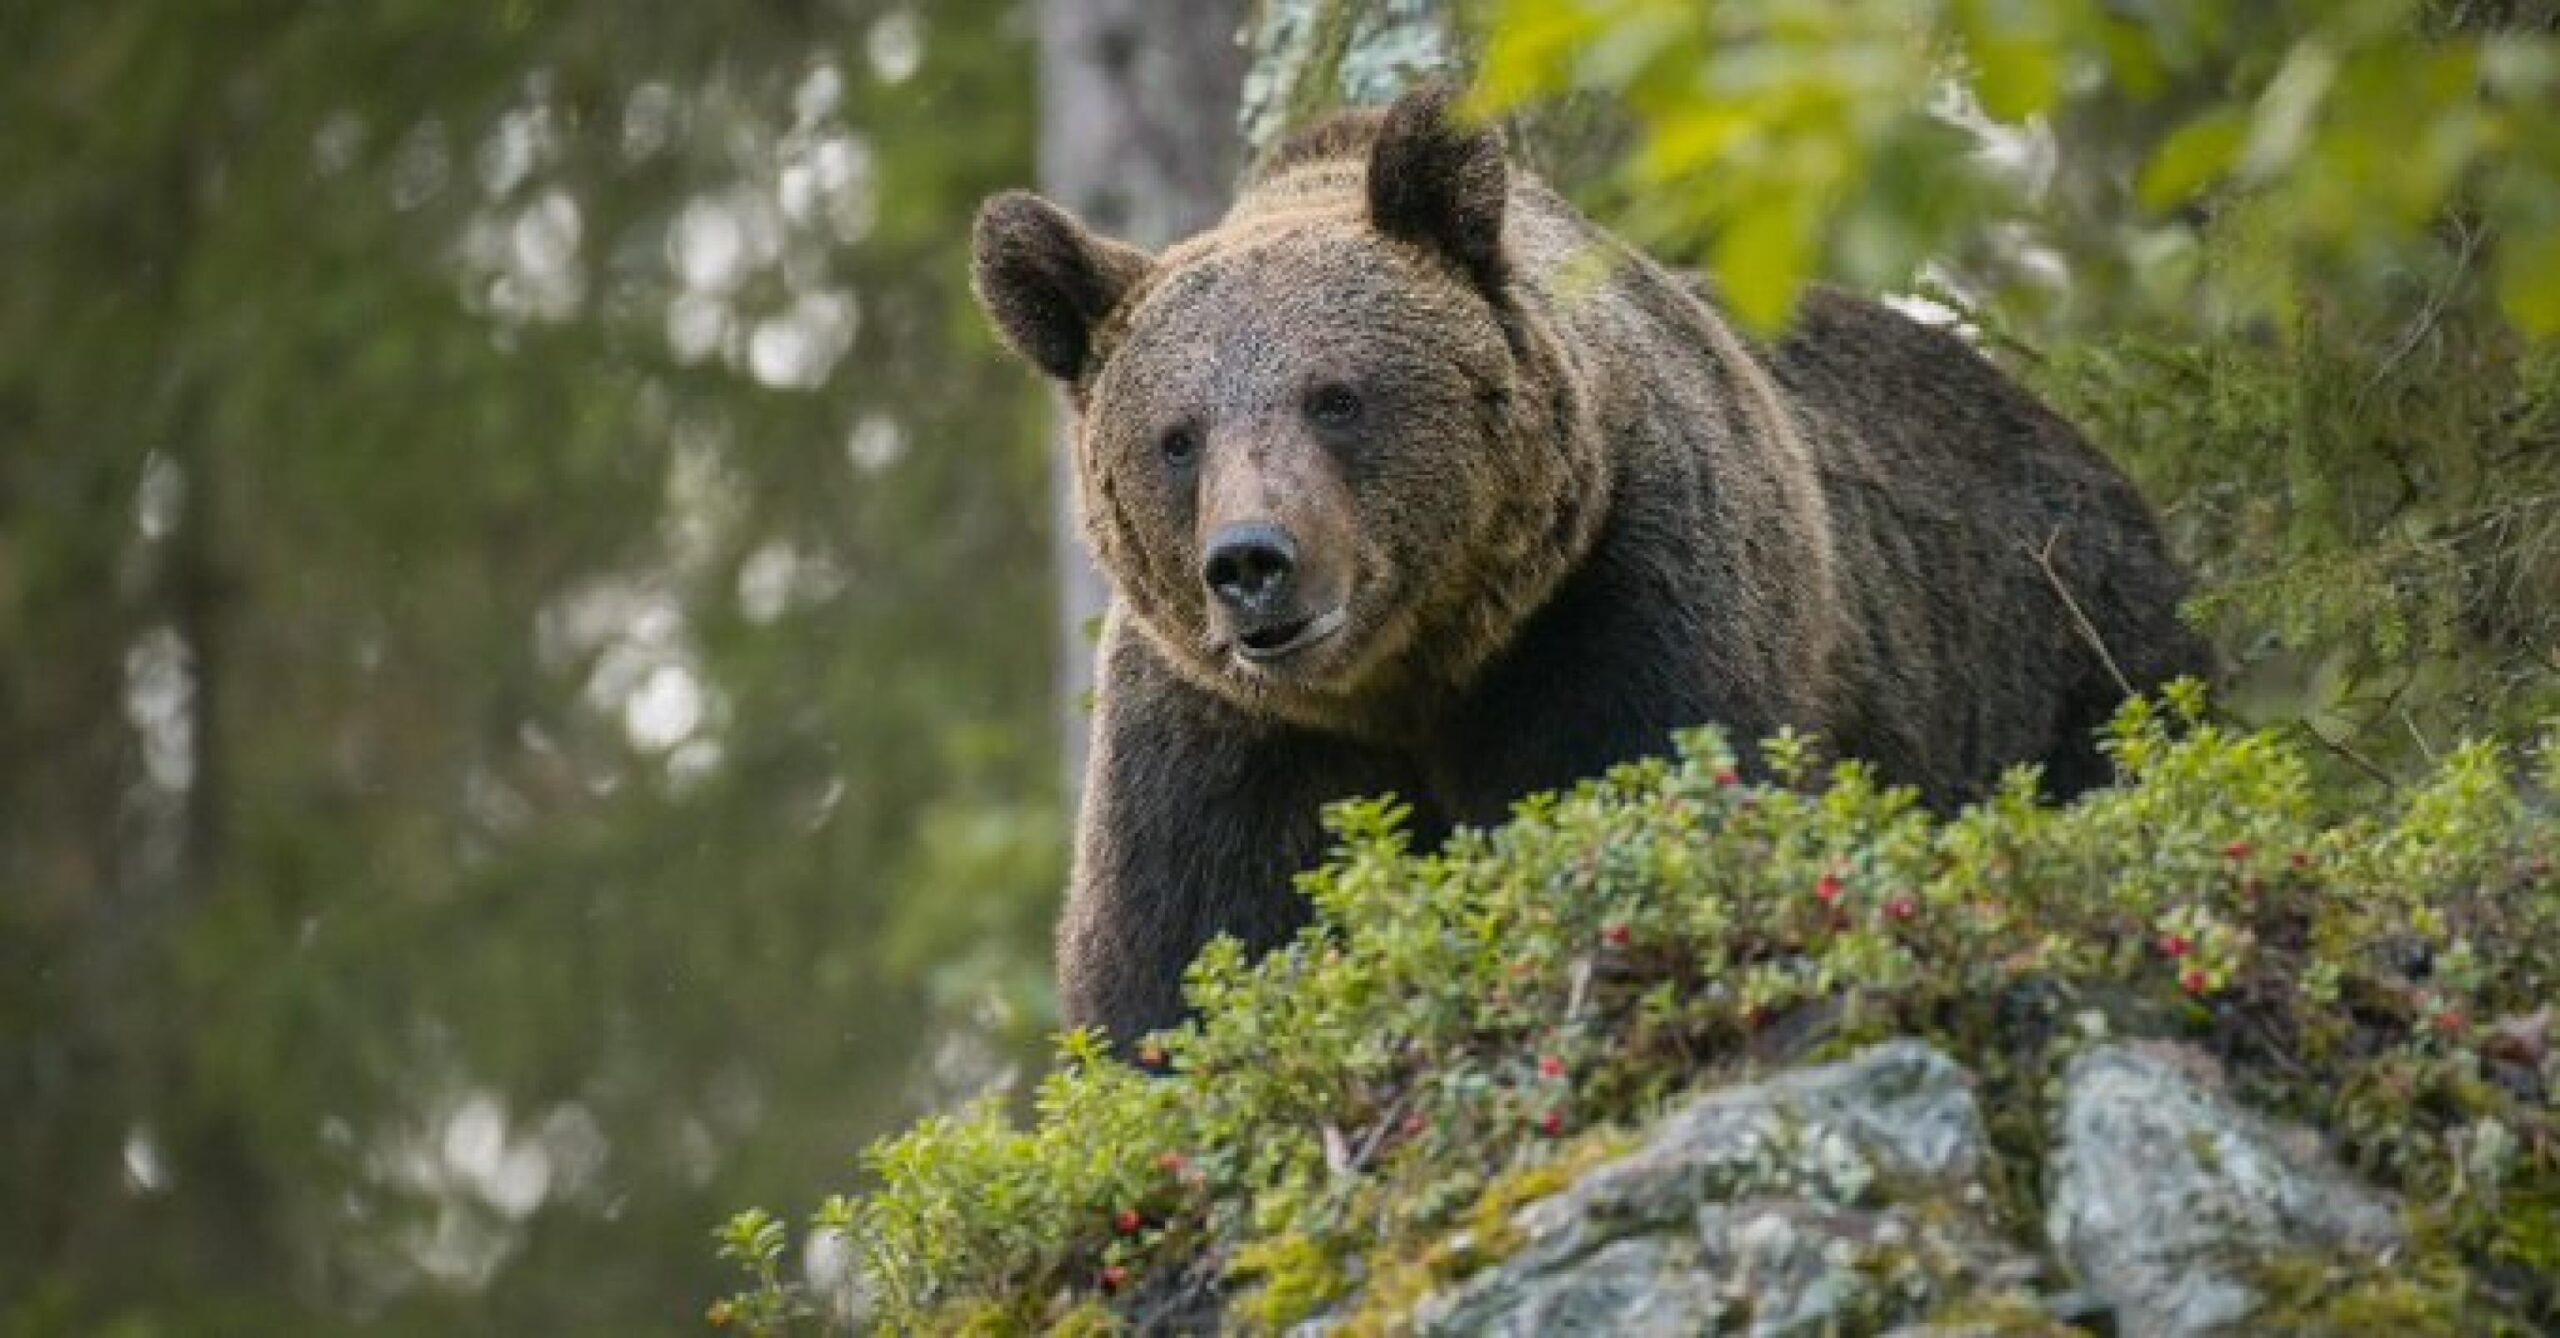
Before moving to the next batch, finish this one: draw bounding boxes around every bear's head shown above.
[970,87,1605,737]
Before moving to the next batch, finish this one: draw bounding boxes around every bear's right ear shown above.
[1366,84,1508,295]
[970,190,1153,383]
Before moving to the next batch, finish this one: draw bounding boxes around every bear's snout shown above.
[1203,522,1347,664]
[1192,431,1362,670]
[1203,524,1299,619]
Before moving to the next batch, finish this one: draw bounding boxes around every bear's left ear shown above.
[1366,84,1507,294]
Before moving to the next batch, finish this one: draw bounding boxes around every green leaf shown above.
[2139,107,2247,211]
[1713,202,1816,333]
[2495,227,2560,336]
[1638,105,1754,183]
[1475,1,1603,110]
[1970,33,2063,122]
[1957,0,2065,121]
[2240,40,2339,178]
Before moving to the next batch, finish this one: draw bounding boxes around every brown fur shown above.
[971,87,2213,1048]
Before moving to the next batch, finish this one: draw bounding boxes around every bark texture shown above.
[1038,0,1252,796]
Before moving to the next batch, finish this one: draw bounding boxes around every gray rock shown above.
[2045,1041,2404,1335]
[1410,1042,2038,1336]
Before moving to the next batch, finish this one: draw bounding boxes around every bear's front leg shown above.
[1061,622,1423,1052]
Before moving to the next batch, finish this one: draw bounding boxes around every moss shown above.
[2472,1188,2560,1297]
[1227,1232,1350,1331]
[913,1298,1045,1337]
[1042,1303,1122,1338]
[1329,1249,1441,1338]
[1918,1291,2085,1335]
[2250,1250,2484,1335]
[1244,1127,1637,1334]
[1458,1132,1631,1263]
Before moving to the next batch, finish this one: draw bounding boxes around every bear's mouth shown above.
[1234,606,1347,665]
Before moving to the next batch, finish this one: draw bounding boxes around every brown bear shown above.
[971,86,2212,1048]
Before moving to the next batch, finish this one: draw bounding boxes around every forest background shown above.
[3,0,2552,1331]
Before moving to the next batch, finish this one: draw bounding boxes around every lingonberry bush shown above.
[716,688,2558,1333]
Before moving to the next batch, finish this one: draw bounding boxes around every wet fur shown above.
[973,88,2213,1048]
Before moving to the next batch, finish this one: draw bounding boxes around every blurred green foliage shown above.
[1477,0,2560,337]
[1,2,1060,1331]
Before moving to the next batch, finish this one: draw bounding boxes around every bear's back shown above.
[1767,290,2212,800]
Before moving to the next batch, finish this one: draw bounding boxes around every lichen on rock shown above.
[1238,0,1467,161]
[2046,1042,2404,1336]
[1402,1043,2044,1335]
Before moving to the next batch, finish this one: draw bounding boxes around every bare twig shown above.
[2032,529,2136,699]
[1321,1122,1353,1178]
[2402,710,2440,765]
[1338,1085,1420,1179]
[2293,718,2399,789]
[2354,215,2480,412]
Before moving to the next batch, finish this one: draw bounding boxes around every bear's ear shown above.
[1366,84,1507,294]
[971,190,1153,382]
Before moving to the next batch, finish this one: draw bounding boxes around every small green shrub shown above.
[718,690,2558,1333]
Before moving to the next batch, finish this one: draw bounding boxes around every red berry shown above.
[1538,1055,1565,1081]
[1539,1111,1566,1137]
[1115,1209,1143,1235]
[2290,850,2313,872]
[1602,924,1632,947]
[1816,874,1845,906]
[1885,896,1918,922]
[2159,933,2193,959]
[2224,840,2254,863]
[2181,968,2211,996]
[2434,1009,2469,1036]
[1100,1265,1129,1292]
[1715,769,1741,788]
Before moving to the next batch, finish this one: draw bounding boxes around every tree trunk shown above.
[1236,0,1464,160]
[1038,0,1252,800]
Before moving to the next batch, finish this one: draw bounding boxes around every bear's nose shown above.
[1203,524,1298,615]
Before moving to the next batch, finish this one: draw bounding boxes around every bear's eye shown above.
[1305,384,1363,429]
[1159,426,1201,468]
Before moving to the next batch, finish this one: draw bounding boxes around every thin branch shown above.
[2293,718,2400,790]
[2402,710,2440,765]
[2032,529,2135,699]
[1337,1084,1420,1180]
[2354,215,2479,411]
